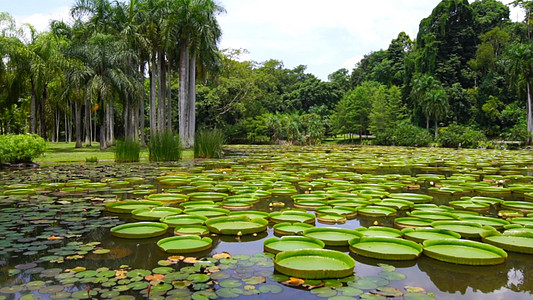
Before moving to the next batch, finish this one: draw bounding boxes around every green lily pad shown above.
[310,286,337,297]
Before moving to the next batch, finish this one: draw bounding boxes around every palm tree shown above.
[411,74,447,135]
[170,0,224,148]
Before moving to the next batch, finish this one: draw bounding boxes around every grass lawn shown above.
[35,142,193,165]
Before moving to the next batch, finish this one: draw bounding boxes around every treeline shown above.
[1,0,533,149]
[200,0,533,147]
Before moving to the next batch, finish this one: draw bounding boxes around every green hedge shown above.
[0,134,46,163]
[439,124,487,148]
[375,123,433,147]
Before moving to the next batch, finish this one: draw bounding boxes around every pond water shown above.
[1,145,533,299]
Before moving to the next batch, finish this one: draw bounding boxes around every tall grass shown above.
[114,138,141,163]
[194,129,225,158]
[148,130,181,162]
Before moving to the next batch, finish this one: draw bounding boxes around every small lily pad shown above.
[310,286,337,297]
[258,284,283,294]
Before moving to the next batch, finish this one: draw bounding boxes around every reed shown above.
[194,129,225,158]
[148,131,181,162]
[114,138,141,163]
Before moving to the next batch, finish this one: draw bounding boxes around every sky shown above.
[0,0,524,81]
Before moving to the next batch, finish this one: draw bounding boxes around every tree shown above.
[411,74,449,136]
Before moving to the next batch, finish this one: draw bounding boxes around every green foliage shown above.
[502,121,530,142]
[378,122,433,147]
[369,85,406,144]
[438,124,487,148]
[194,129,225,158]
[0,134,46,163]
[85,156,98,163]
[148,131,181,162]
[114,138,141,163]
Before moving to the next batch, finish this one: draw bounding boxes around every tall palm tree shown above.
[170,0,224,148]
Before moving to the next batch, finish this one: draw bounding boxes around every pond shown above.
[1,144,533,300]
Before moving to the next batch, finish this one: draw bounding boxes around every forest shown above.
[1,0,533,149]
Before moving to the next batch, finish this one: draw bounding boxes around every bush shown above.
[194,129,225,158]
[439,124,487,148]
[115,138,141,163]
[148,131,181,162]
[374,123,433,147]
[0,134,46,163]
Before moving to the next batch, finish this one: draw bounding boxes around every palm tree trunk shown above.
[157,49,166,132]
[108,101,115,146]
[99,97,107,150]
[84,93,92,146]
[187,52,197,148]
[30,79,37,134]
[526,78,533,145]
[40,86,48,140]
[434,119,439,138]
[179,43,190,148]
[75,101,82,148]
[149,58,157,136]
[167,62,172,131]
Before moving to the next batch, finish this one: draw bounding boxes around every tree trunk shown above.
[40,86,48,140]
[526,78,533,145]
[149,57,157,136]
[179,43,190,148]
[75,101,82,148]
[434,119,439,138]
[84,93,92,146]
[139,95,145,145]
[167,62,172,131]
[187,52,197,148]
[108,100,115,146]
[157,48,166,132]
[30,79,37,134]
[426,116,430,131]
[99,97,107,150]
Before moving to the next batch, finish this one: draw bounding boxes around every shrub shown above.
[86,156,98,163]
[194,129,225,158]
[148,131,181,162]
[115,138,141,163]
[373,123,433,147]
[439,124,487,148]
[0,134,46,163]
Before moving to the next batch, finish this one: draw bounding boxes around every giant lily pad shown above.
[303,227,363,246]
[349,237,423,260]
[269,211,316,224]
[501,201,533,213]
[183,207,230,218]
[161,214,208,227]
[110,222,168,238]
[105,200,162,214]
[173,225,209,236]
[393,217,433,230]
[273,249,355,279]
[355,226,402,238]
[422,239,507,265]
[273,222,315,236]
[357,206,396,217]
[131,207,182,221]
[402,228,461,243]
[315,206,358,219]
[264,236,325,254]
[458,216,509,230]
[431,220,488,239]
[205,215,268,235]
[481,230,533,254]
[145,193,189,204]
[157,236,213,253]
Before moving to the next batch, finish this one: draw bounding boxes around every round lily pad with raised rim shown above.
[357,206,397,217]
[315,206,358,219]
[220,201,253,210]
[174,225,209,236]
[180,200,219,209]
[273,249,355,279]
[501,201,533,213]
[509,217,533,226]
[131,207,182,221]
[161,214,208,227]
[273,222,315,236]
[205,215,267,235]
[449,200,490,212]
[402,228,461,243]
[303,227,363,246]
[388,193,433,203]
[349,237,423,260]
[264,236,325,254]
[355,226,403,238]
[187,192,228,201]
[375,199,414,210]
[393,217,433,230]
[408,211,458,221]
[316,213,347,224]
[105,200,162,214]
[183,207,230,218]
[157,236,213,253]
[422,239,507,265]
[110,222,168,238]
[145,193,189,204]
[228,210,269,220]
[293,200,329,210]
[458,216,510,230]
[269,211,316,224]
[480,230,533,254]
[431,220,489,239]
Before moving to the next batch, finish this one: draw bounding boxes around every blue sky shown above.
[0,0,523,80]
